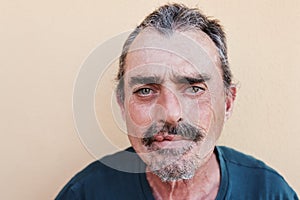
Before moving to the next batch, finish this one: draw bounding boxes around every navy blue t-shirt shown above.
[56,146,298,200]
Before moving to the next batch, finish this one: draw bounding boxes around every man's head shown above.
[116,3,236,182]
[117,3,233,103]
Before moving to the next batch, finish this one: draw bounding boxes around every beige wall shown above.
[0,0,299,199]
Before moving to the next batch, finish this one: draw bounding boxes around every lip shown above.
[153,133,175,142]
[151,138,192,149]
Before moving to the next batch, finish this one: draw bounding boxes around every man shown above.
[56,3,298,199]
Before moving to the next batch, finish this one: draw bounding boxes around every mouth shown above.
[142,122,205,148]
[153,132,175,142]
[145,132,195,151]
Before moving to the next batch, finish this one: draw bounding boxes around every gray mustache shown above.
[142,122,205,146]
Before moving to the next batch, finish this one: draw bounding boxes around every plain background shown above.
[1,0,299,199]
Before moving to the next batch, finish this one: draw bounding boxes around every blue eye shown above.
[186,86,205,94]
[134,88,153,96]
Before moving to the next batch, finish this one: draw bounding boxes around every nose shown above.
[157,88,182,125]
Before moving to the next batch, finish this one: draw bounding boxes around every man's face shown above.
[119,28,231,181]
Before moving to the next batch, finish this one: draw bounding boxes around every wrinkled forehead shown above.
[123,28,223,85]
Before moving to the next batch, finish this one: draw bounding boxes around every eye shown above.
[185,86,205,95]
[134,88,154,96]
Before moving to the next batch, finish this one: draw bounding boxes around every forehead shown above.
[124,28,222,79]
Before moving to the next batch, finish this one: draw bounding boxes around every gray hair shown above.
[116,3,232,103]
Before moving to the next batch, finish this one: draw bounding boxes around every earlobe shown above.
[224,85,237,121]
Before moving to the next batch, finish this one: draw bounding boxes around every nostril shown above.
[169,127,177,135]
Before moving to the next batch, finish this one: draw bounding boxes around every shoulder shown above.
[217,145,271,169]
[216,146,298,199]
[55,147,145,200]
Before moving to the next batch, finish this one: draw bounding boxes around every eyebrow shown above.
[173,74,211,84]
[129,76,163,87]
[129,74,210,87]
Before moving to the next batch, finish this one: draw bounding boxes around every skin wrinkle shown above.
[117,26,230,104]
[119,27,235,199]
[115,4,237,199]
[117,4,232,89]
[126,64,213,131]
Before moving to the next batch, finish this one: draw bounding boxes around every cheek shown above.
[126,98,153,128]
[197,102,214,132]
[196,100,213,132]
[183,96,213,132]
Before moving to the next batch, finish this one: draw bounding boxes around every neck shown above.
[146,152,220,200]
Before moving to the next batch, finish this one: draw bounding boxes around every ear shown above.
[224,85,237,121]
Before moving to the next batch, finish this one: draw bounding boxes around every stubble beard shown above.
[141,122,206,182]
[146,142,202,182]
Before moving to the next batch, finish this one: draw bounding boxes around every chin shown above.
[145,144,200,180]
[150,153,199,182]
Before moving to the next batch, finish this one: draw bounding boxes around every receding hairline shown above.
[123,28,222,73]
[116,3,233,103]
